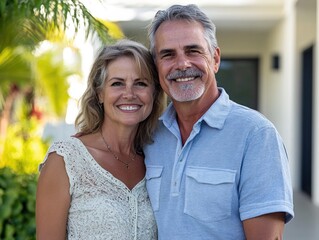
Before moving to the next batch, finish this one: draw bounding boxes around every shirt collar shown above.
[160,88,232,130]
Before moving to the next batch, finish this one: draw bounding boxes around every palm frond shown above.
[34,45,80,117]
[0,0,112,51]
[0,48,33,87]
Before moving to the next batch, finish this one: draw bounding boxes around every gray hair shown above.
[148,4,218,59]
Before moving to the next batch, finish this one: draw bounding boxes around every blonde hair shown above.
[75,39,165,152]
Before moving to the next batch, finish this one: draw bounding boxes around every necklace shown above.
[100,131,136,169]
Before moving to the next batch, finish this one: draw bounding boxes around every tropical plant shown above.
[0,167,38,239]
[0,0,123,157]
[0,0,112,119]
[0,1,123,237]
[0,0,112,50]
[0,99,50,174]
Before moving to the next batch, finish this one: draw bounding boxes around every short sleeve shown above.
[238,126,294,223]
[38,138,81,195]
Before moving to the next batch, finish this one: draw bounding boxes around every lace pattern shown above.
[40,137,157,240]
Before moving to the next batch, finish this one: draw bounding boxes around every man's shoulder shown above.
[228,101,274,129]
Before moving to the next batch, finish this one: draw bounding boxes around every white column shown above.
[283,0,298,189]
[312,0,319,206]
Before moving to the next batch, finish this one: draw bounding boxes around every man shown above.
[144,4,294,240]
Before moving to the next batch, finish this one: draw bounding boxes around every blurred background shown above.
[0,0,318,239]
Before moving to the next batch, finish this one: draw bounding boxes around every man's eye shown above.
[189,49,201,54]
[161,53,173,59]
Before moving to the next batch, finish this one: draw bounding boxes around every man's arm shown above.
[243,212,285,240]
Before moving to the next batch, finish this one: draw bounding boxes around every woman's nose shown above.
[122,86,137,99]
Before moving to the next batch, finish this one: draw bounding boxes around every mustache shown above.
[167,68,203,80]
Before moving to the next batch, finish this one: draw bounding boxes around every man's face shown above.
[154,20,220,103]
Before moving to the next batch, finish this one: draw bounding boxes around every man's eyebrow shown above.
[158,49,174,55]
[184,44,204,50]
[158,44,205,56]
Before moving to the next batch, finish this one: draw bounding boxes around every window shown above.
[216,58,259,110]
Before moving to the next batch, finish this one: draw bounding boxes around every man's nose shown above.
[175,54,191,70]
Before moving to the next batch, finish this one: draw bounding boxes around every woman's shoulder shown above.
[48,136,83,153]
[39,137,85,170]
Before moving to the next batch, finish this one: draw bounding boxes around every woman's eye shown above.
[135,81,148,87]
[110,81,123,87]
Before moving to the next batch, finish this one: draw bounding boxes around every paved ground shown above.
[284,191,319,240]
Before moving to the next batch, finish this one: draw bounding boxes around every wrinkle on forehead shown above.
[155,20,207,50]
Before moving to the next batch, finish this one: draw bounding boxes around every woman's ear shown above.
[98,92,103,104]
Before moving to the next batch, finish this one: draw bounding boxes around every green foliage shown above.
[0,167,38,240]
[0,37,54,239]
[0,93,49,238]
[34,44,81,117]
[0,1,123,238]
[0,118,50,174]
[0,94,50,174]
[0,48,33,107]
[0,43,81,118]
[0,0,111,51]
[0,47,32,87]
[0,0,118,115]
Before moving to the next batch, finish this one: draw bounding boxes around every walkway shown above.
[284,191,319,239]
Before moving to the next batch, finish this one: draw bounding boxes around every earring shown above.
[96,94,103,110]
[98,101,103,111]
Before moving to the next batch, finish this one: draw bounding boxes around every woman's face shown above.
[99,56,155,128]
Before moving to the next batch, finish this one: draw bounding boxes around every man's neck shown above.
[172,88,220,145]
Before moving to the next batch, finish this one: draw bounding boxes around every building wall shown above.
[295,0,317,195]
[218,0,318,194]
[218,20,299,189]
[119,0,319,204]
[314,0,319,206]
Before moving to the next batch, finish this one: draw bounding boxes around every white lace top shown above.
[40,137,157,240]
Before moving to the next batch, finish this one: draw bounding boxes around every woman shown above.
[36,39,165,239]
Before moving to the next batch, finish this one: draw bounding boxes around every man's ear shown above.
[213,47,221,73]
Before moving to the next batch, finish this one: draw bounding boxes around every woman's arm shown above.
[36,152,71,240]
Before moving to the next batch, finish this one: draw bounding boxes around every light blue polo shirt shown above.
[144,88,294,240]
